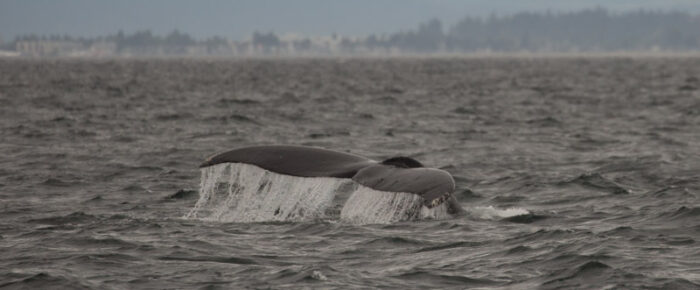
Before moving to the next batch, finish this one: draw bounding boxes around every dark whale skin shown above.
[351,164,455,208]
[199,145,376,178]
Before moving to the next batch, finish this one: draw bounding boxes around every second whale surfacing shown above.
[192,145,464,223]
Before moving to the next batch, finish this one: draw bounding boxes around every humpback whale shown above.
[197,145,464,220]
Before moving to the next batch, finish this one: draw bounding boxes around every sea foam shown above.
[467,206,530,220]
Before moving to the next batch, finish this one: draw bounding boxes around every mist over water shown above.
[0,57,699,288]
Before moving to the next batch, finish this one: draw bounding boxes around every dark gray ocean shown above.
[1,57,699,289]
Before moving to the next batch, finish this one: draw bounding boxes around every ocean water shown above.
[0,57,699,289]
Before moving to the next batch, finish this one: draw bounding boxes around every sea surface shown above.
[0,57,699,289]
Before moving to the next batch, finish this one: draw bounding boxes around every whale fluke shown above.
[351,164,455,208]
[199,145,456,209]
[200,145,375,178]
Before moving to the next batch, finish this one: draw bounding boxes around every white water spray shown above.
[186,163,453,224]
[340,185,450,224]
[467,206,530,220]
[186,163,351,222]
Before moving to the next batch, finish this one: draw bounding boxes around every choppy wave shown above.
[2,58,700,289]
[0,272,95,290]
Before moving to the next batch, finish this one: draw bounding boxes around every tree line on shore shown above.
[3,8,699,55]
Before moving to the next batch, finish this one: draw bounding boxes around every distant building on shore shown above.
[16,40,84,57]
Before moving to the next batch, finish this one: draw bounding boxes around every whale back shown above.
[199,145,375,178]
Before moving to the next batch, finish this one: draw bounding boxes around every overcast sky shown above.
[1,0,699,41]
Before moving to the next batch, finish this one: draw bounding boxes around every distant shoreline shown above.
[3,51,700,60]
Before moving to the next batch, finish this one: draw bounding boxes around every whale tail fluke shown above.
[195,145,459,223]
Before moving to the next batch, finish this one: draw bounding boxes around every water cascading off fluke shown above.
[185,163,452,224]
[186,163,351,223]
[339,185,450,224]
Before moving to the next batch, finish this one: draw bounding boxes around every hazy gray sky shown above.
[1,0,699,41]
